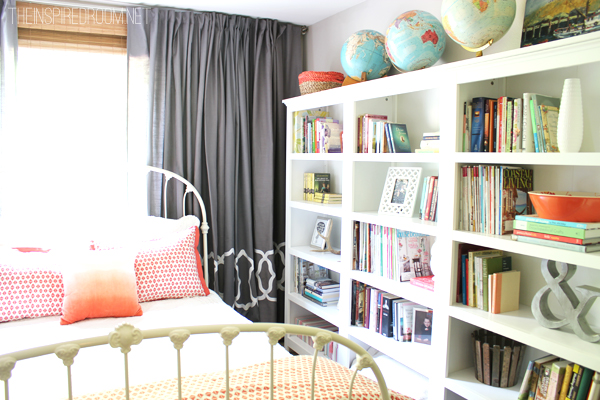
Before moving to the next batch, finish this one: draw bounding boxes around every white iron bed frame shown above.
[0,166,392,400]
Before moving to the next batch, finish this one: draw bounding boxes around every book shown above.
[480,255,505,312]
[380,293,401,337]
[559,363,575,400]
[515,215,600,230]
[387,123,411,153]
[539,104,559,153]
[576,367,594,400]
[536,360,557,400]
[488,98,498,152]
[465,102,472,152]
[520,361,537,400]
[587,371,600,400]
[491,270,520,314]
[513,229,600,245]
[306,278,340,289]
[513,98,523,152]
[456,244,487,305]
[302,291,336,307]
[361,114,388,153]
[313,173,331,197]
[530,356,561,400]
[522,93,535,152]
[471,97,493,152]
[410,275,434,291]
[501,167,534,235]
[568,364,584,400]
[484,98,492,151]
[293,109,329,153]
[304,287,340,301]
[468,249,502,308]
[532,94,561,153]
[512,234,600,253]
[547,360,570,400]
[513,220,600,240]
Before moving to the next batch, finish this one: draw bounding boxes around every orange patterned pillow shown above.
[60,249,143,325]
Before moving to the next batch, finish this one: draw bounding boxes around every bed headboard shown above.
[136,165,210,287]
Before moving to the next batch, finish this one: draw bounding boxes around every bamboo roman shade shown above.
[16,2,127,54]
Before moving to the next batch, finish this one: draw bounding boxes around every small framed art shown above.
[378,167,422,216]
[412,308,433,345]
[310,216,332,250]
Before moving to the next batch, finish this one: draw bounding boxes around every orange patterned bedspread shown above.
[74,355,414,400]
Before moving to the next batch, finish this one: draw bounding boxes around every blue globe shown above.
[385,10,446,72]
[340,30,391,81]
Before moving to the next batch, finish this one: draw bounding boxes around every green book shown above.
[482,256,504,312]
[513,220,600,240]
[575,367,594,400]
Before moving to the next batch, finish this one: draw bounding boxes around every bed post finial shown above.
[220,326,240,346]
[0,357,16,381]
[169,329,191,350]
[312,331,332,351]
[108,324,143,354]
[55,344,80,367]
[266,327,286,346]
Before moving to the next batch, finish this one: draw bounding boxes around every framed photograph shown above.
[378,167,422,216]
[521,0,600,48]
[310,216,332,250]
[412,308,433,345]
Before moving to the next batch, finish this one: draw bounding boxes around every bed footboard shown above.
[0,323,393,400]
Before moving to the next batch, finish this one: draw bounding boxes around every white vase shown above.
[556,78,584,153]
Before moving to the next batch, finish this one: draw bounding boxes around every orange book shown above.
[492,270,520,314]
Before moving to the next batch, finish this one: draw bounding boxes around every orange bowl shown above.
[528,191,600,222]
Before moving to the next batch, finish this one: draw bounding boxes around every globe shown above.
[340,30,391,81]
[441,0,516,50]
[385,10,446,72]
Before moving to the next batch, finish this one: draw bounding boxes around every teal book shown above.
[388,123,411,153]
[513,220,600,240]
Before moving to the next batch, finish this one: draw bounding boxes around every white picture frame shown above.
[310,216,332,250]
[412,308,433,345]
[378,167,422,216]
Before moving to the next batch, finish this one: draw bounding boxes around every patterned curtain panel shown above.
[127,8,302,322]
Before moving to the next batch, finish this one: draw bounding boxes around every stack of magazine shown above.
[303,277,340,307]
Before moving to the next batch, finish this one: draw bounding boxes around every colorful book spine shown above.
[515,215,600,230]
[513,229,600,245]
[512,234,600,253]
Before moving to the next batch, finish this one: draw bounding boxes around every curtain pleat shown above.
[127,8,302,322]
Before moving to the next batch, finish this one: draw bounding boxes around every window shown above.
[1,2,128,225]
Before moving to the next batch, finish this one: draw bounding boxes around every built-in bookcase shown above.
[284,32,600,399]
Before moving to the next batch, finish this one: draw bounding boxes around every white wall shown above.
[304,0,527,73]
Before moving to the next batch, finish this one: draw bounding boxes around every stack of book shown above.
[292,257,329,295]
[302,277,340,307]
[409,275,434,291]
[511,214,600,253]
[464,93,560,153]
[356,114,411,154]
[415,132,440,153]
[419,176,439,222]
[314,192,342,204]
[303,172,331,202]
[456,244,520,314]
[519,356,599,400]
[459,165,533,235]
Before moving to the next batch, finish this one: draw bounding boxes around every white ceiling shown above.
[78,0,367,26]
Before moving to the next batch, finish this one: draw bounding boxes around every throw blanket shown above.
[74,355,413,400]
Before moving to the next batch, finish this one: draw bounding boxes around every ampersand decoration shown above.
[532,259,600,343]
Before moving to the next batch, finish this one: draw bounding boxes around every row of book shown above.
[352,222,432,282]
[303,172,341,203]
[351,281,433,345]
[456,244,520,313]
[511,214,600,253]
[292,109,342,154]
[459,165,534,235]
[294,315,339,361]
[464,93,560,153]
[420,175,439,222]
[519,354,599,400]
[356,114,411,154]
[416,132,440,153]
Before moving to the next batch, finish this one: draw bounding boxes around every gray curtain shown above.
[127,8,302,322]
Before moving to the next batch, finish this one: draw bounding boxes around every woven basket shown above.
[298,71,344,95]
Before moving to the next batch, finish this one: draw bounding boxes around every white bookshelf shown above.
[284,31,600,399]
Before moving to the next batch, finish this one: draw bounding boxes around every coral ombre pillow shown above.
[60,250,143,325]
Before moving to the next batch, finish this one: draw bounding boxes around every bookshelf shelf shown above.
[449,305,600,372]
[452,230,600,271]
[348,326,433,378]
[284,32,600,400]
[445,367,522,400]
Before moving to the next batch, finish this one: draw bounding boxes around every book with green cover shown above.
[515,214,600,230]
[387,123,411,153]
[513,220,600,240]
[575,367,594,400]
[481,255,504,312]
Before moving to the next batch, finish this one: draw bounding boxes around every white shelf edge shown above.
[349,270,436,309]
[445,367,522,400]
[452,230,600,271]
[348,326,432,378]
[351,211,439,237]
[288,245,343,272]
[290,200,345,217]
[449,304,600,372]
[288,292,342,327]
[289,153,345,161]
